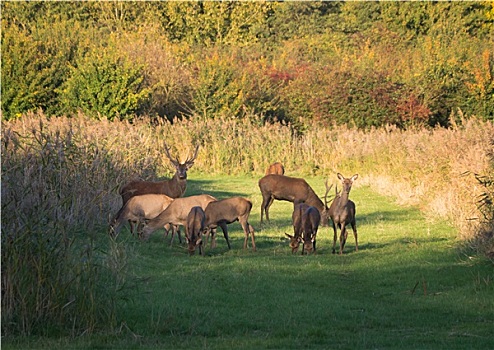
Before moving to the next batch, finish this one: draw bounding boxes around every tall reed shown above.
[1,114,132,336]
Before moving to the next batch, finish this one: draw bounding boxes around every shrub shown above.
[58,44,150,120]
[1,18,80,119]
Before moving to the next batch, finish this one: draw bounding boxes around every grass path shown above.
[6,175,494,349]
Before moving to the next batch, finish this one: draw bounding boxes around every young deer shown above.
[185,206,207,256]
[265,162,285,175]
[301,205,321,255]
[285,202,310,254]
[328,173,358,255]
[120,143,199,204]
[204,197,256,251]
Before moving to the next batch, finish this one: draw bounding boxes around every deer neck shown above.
[336,190,350,212]
[171,173,187,195]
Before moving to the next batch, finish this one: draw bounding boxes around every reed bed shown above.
[2,111,493,336]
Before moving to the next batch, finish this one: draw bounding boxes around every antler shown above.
[163,142,180,167]
[324,179,334,207]
[185,144,200,166]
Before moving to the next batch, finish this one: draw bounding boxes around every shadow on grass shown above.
[185,179,251,199]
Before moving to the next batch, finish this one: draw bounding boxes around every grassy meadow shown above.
[1,113,493,347]
[4,175,494,349]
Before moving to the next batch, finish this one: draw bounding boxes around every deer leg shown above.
[177,225,183,244]
[210,227,217,249]
[240,219,256,251]
[313,229,317,253]
[128,219,136,236]
[339,224,347,255]
[136,220,146,238]
[169,225,177,247]
[260,195,274,223]
[249,224,256,251]
[219,222,231,249]
[331,222,338,254]
[163,223,171,238]
[264,196,274,222]
[351,220,358,252]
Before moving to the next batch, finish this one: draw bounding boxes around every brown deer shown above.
[185,206,207,256]
[301,205,321,255]
[120,143,199,204]
[141,194,217,244]
[284,202,310,254]
[109,194,173,237]
[204,197,256,251]
[328,173,358,255]
[258,174,332,225]
[265,162,285,175]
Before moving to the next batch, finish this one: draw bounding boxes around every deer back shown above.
[302,206,321,239]
[120,177,185,204]
[145,194,217,231]
[205,197,252,226]
[258,175,312,202]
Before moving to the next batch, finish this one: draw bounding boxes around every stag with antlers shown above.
[120,142,199,204]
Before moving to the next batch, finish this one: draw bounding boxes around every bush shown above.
[1,18,79,119]
[58,44,150,120]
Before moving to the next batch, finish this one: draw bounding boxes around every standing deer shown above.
[204,197,256,251]
[328,173,358,255]
[265,162,285,175]
[120,142,199,204]
[258,174,332,225]
[284,202,310,254]
[108,194,173,237]
[185,206,206,256]
[141,194,217,244]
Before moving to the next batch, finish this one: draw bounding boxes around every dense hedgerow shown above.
[2,2,493,126]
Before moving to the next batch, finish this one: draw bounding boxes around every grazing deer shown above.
[265,162,285,175]
[109,194,174,237]
[204,197,256,251]
[141,194,217,244]
[285,202,310,254]
[120,142,199,204]
[258,174,332,225]
[301,205,321,255]
[185,206,206,256]
[328,173,358,255]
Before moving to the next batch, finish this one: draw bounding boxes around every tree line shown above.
[2,1,493,128]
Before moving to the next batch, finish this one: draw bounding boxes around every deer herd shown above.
[109,143,359,256]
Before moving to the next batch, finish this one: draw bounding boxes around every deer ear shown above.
[337,173,344,181]
[196,238,202,245]
[351,174,359,182]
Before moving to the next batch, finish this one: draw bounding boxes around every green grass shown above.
[4,175,493,349]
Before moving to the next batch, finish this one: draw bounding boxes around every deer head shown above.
[164,142,199,180]
[337,173,358,195]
